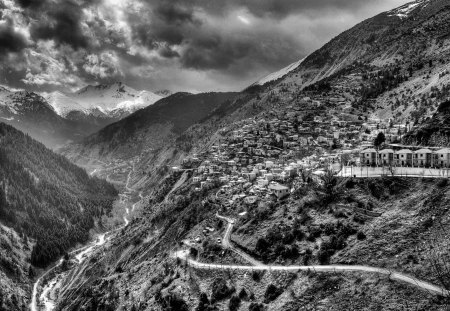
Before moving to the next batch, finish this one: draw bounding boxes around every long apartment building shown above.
[360,147,450,167]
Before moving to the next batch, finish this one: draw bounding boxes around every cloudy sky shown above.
[0,0,411,93]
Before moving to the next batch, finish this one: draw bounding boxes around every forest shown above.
[0,123,118,267]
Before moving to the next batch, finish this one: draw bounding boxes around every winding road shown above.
[174,214,450,298]
[216,213,264,266]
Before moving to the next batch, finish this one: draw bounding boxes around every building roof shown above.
[415,148,433,153]
[379,149,394,154]
[436,148,450,154]
[397,149,413,154]
[362,148,377,153]
[268,183,289,191]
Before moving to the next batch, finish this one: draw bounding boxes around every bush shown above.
[238,288,248,300]
[264,284,283,303]
[196,292,210,311]
[249,303,264,311]
[252,271,262,282]
[229,295,241,311]
[317,249,331,264]
[162,293,189,311]
[211,278,233,302]
[356,231,366,240]
[437,178,448,188]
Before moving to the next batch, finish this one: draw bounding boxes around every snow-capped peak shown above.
[254,57,306,86]
[388,0,430,19]
[43,82,163,118]
[43,91,88,117]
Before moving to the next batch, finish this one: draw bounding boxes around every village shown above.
[167,97,433,210]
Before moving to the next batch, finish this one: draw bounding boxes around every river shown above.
[29,196,137,311]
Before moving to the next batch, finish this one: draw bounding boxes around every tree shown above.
[317,168,342,205]
[229,295,241,311]
[374,132,385,149]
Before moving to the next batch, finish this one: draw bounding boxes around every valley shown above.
[4,0,450,310]
[30,159,144,311]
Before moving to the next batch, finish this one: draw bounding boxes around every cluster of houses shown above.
[360,146,450,167]
[176,100,378,203]
[172,95,423,205]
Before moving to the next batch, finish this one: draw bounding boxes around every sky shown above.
[0,0,411,93]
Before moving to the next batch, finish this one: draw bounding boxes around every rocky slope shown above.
[49,166,450,310]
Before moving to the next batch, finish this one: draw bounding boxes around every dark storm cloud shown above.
[1,0,411,92]
[0,19,28,56]
[30,5,89,49]
[24,0,100,49]
[15,0,47,9]
[155,2,197,24]
[143,0,390,19]
[128,0,303,72]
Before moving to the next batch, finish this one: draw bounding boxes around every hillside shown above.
[404,100,450,145]
[0,122,118,309]
[250,0,450,124]
[48,168,450,310]
[60,92,238,163]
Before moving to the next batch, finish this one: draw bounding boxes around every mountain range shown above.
[43,82,162,119]
[0,83,164,148]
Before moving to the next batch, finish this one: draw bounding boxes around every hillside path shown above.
[173,214,450,297]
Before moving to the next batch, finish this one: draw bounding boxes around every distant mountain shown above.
[154,89,173,97]
[61,92,238,161]
[0,87,81,148]
[0,83,163,149]
[44,82,162,119]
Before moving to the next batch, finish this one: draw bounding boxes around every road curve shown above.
[216,213,264,266]
[174,250,449,297]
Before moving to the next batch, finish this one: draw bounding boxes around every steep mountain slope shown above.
[273,0,450,122]
[404,99,450,145]
[61,92,238,162]
[0,122,118,266]
[0,87,82,148]
[254,57,306,86]
[0,123,118,310]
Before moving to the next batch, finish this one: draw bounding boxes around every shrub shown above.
[162,293,189,311]
[252,271,262,282]
[211,278,233,302]
[317,249,331,264]
[264,284,283,303]
[238,288,248,300]
[229,295,241,311]
[249,303,264,311]
[437,178,448,188]
[357,231,366,240]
